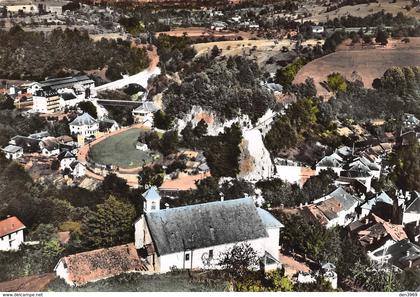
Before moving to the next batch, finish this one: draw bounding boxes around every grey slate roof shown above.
[70,113,97,126]
[373,239,420,270]
[145,197,273,256]
[257,208,284,228]
[61,92,77,101]
[329,186,362,208]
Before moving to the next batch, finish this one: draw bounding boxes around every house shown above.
[0,216,26,251]
[9,135,40,153]
[302,187,361,228]
[368,239,420,271]
[32,87,61,113]
[134,189,283,273]
[210,21,228,31]
[315,146,352,176]
[132,102,159,126]
[40,137,60,156]
[99,119,119,133]
[69,161,86,178]
[54,243,148,286]
[403,193,420,224]
[69,113,99,137]
[2,145,23,160]
[349,213,408,252]
[58,150,77,171]
[359,191,395,219]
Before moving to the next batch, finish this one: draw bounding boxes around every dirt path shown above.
[0,273,55,292]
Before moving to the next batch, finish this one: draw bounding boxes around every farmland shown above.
[293,38,420,97]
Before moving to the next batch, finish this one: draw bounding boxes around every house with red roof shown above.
[0,216,26,251]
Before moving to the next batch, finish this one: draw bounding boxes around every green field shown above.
[89,128,154,169]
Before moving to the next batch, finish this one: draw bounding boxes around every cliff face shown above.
[238,129,273,181]
[175,107,275,181]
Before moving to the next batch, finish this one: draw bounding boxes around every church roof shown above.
[145,197,277,256]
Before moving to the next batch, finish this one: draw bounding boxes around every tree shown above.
[153,110,174,130]
[159,130,179,156]
[211,45,221,59]
[193,119,208,138]
[256,178,303,207]
[264,117,298,154]
[301,169,337,201]
[80,196,136,248]
[218,243,260,280]
[327,72,347,92]
[78,101,97,118]
[205,123,242,177]
[181,121,195,145]
[0,94,14,110]
[390,143,420,192]
[375,29,388,45]
[101,173,130,200]
[363,35,372,44]
[138,165,164,188]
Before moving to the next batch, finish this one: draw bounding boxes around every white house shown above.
[132,102,159,127]
[40,137,60,157]
[134,188,283,273]
[0,216,26,251]
[359,191,394,219]
[69,161,86,178]
[99,119,119,133]
[2,145,23,160]
[69,113,99,137]
[306,187,361,228]
[58,150,77,171]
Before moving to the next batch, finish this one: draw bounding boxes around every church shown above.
[134,187,284,273]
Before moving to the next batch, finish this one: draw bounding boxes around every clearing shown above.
[89,128,156,169]
[293,38,420,97]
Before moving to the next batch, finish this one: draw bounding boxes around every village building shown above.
[1,144,23,160]
[368,239,420,271]
[58,150,77,171]
[69,113,99,137]
[99,119,119,133]
[273,158,316,187]
[132,101,159,127]
[54,243,148,286]
[301,187,361,228]
[39,75,95,94]
[9,135,41,153]
[134,188,283,273]
[349,213,408,253]
[32,87,61,113]
[0,216,26,251]
[40,137,61,156]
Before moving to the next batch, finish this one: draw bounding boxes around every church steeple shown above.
[142,186,161,213]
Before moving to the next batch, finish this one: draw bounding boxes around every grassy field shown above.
[89,128,154,169]
[46,271,229,292]
[293,38,420,97]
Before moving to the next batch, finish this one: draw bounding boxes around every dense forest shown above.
[162,56,275,122]
[0,26,150,81]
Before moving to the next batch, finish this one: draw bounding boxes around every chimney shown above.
[299,203,303,210]
[365,218,369,224]
[406,251,410,257]
[409,260,413,268]
[416,219,419,227]
[165,203,169,209]
[280,203,284,209]
[220,192,224,202]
